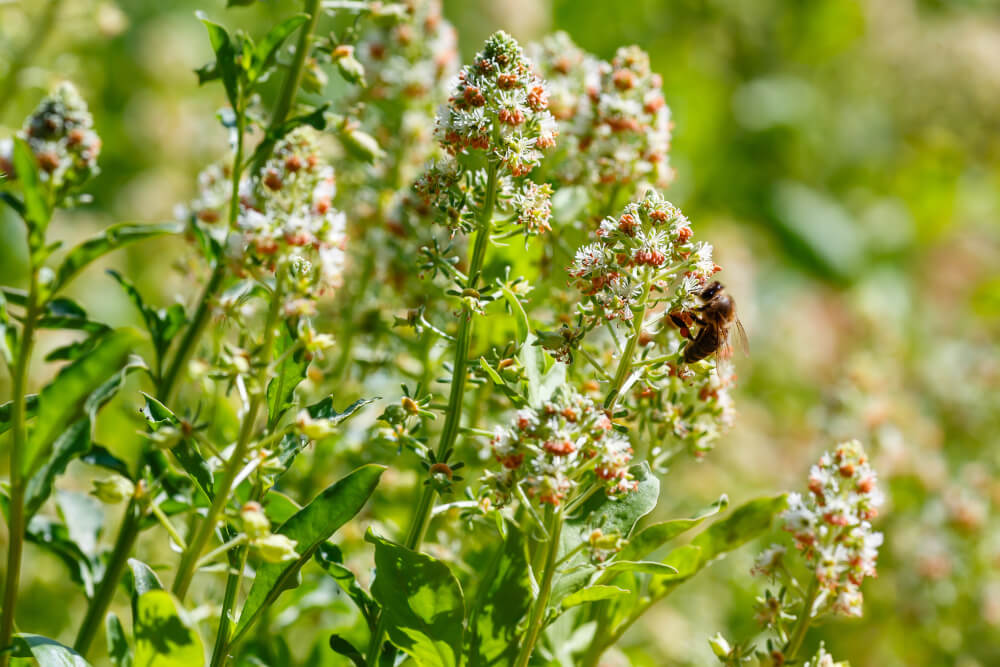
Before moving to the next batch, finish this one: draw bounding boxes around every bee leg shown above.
[669,312,696,341]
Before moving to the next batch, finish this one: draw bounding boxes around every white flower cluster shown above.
[757,440,884,618]
[181,128,347,297]
[530,34,673,190]
[437,31,557,176]
[634,363,736,458]
[357,0,458,105]
[0,81,101,193]
[481,388,637,508]
[569,192,716,324]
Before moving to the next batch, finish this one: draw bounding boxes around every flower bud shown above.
[252,533,299,563]
[296,410,336,440]
[240,502,271,540]
[91,475,135,504]
[708,633,732,659]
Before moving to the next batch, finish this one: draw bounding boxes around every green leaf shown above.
[479,357,504,385]
[0,290,15,365]
[22,328,139,477]
[50,222,180,296]
[597,560,677,579]
[106,612,133,667]
[24,514,99,597]
[500,285,530,347]
[56,490,103,559]
[467,522,531,667]
[553,463,659,608]
[618,495,729,562]
[12,137,51,232]
[139,393,214,500]
[128,558,164,628]
[25,422,88,518]
[196,13,240,108]
[26,357,145,517]
[107,269,187,368]
[266,321,309,426]
[250,14,308,81]
[328,635,366,667]
[0,393,38,435]
[315,543,376,631]
[130,558,164,595]
[560,585,630,610]
[521,333,565,408]
[234,464,385,641]
[366,531,465,667]
[12,633,91,666]
[648,494,788,599]
[133,590,205,667]
[689,494,788,563]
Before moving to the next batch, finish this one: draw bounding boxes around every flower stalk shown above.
[513,506,564,667]
[0,268,39,667]
[171,272,285,601]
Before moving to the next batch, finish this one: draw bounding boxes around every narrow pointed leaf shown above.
[266,321,309,426]
[234,464,385,640]
[618,495,729,562]
[22,328,140,477]
[560,585,630,610]
[51,222,180,296]
[251,14,308,80]
[106,612,133,667]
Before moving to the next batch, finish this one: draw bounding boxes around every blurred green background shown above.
[2,0,999,665]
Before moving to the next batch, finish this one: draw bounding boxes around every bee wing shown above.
[733,317,749,356]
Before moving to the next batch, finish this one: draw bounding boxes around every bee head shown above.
[700,281,724,300]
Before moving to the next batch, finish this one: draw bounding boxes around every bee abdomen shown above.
[683,326,720,363]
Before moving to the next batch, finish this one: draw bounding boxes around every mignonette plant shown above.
[0,2,883,666]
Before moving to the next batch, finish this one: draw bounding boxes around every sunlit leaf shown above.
[133,590,204,667]
[467,521,531,667]
[50,222,180,296]
[12,633,91,666]
[234,464,385,641]
[367,530,465,667]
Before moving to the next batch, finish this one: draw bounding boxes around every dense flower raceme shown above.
[530,34,673,191]
[437,30,558,176]
[755,440,884,618]
[357,0,458,113]
[631,363,736,459]
[0,81,101,194]
[348,0,459,194]
[480,388,637,509]
[181,128,347,298]
[569,192,718,325]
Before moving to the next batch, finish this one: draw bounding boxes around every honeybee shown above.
[670,281,748,364]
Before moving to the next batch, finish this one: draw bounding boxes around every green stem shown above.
[72,498,143,655]
[251,0,322,176]
[784,576,820,661]
[366,162,500,667]
[210,542,249,667]
[605,275,652,408]
[0,269,39,666]
[513,507,564,667]
[171,273,284,601]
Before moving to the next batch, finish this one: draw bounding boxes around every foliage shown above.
[2,1,998,666]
